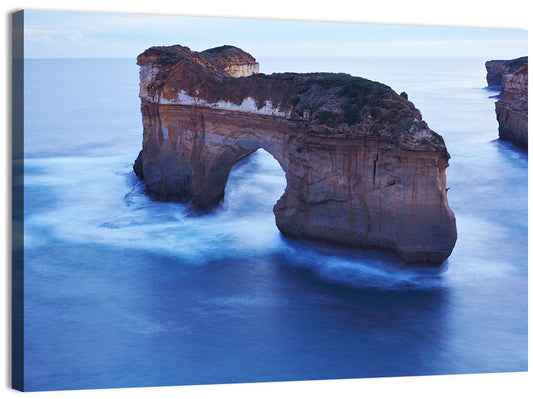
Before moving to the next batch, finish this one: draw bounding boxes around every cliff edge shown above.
[495,63,528,150]
[485,56,527,87]
[134,45,457,264]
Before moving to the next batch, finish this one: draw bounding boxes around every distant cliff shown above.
[134,44,457,264]
[485,56,527,87]
[495,63,528,150]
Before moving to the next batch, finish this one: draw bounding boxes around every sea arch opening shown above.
[222,148,288,218]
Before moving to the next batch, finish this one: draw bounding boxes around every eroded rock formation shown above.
[134,45,457,264]
[495,63,528,150]
[485,56,527,87]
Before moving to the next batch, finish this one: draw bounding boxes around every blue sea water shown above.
[22,57,527,391]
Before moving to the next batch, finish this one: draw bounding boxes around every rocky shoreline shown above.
[486,57,528,150]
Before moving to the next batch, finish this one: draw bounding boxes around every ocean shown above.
[22,56,527,391]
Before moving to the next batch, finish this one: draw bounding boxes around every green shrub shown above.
[505,56,528,68]
[317,110,332,124]
[341,101,361,125]
[311,101,326,114]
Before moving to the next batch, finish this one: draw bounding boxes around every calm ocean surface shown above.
[23,57,527,391]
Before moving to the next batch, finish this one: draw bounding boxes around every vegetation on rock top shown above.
[504,56,528,69]
[138,45,443,152]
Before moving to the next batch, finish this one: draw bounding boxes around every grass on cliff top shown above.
[152,46,191,66]
[145,51,417,129]
[505,56,528,68]
[149,45,255,73]
[273,72,391,91]
[289,73,414,126]
[273,72,401,126]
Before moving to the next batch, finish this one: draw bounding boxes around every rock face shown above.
[485,56,528,87]
[134,45,457,264]
[495,63,528,150]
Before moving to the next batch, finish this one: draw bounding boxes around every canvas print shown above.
[12,9,527,392]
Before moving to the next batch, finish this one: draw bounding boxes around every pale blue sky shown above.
[23,10,527,59]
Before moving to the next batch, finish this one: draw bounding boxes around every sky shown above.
[23,10,528,60]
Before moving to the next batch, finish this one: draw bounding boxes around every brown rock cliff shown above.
[134,45,457,264]
[485,56,527,87]
[495,63,528,150]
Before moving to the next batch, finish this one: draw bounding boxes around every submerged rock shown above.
[134,45,457,264]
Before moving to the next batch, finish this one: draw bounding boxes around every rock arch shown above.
[133,45,457,264]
